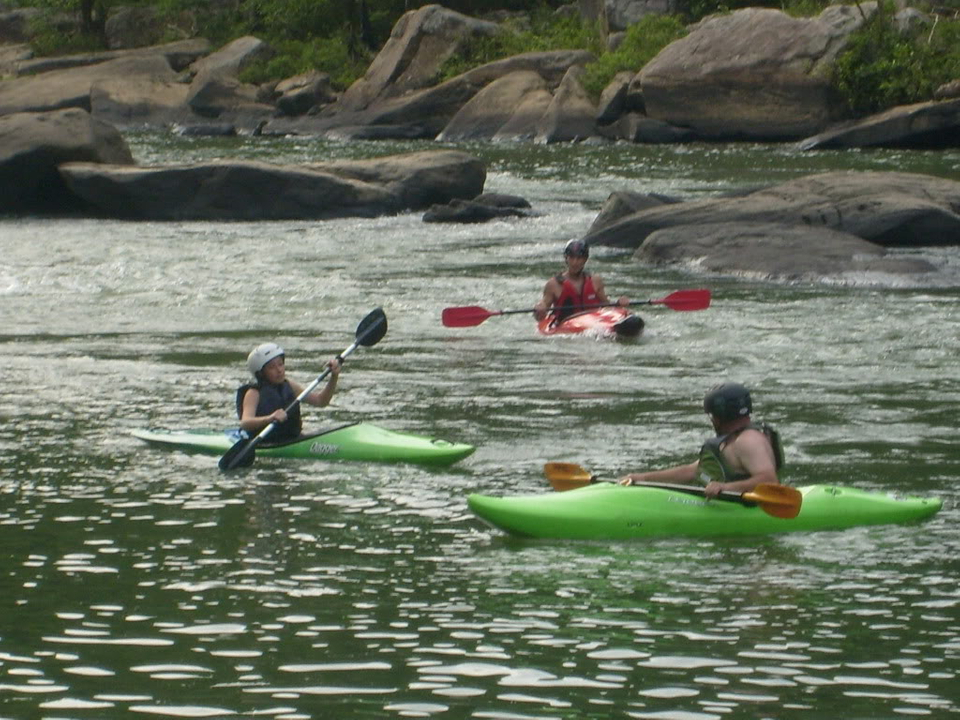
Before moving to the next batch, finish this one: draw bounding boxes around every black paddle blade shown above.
[357,307,387,347]
[218,438,256,471]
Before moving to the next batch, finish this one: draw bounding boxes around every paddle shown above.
[543,462,801,519]
[218,308,388,471]
[441,289,711,328]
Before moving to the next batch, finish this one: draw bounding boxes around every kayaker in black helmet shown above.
[533,239,629,325]
[237,343,341,442]
[620,383,783,499]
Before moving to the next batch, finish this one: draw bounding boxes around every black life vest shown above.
[697,422,784,484]
[236,381,302,442]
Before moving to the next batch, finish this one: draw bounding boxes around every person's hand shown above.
[617,295,630,307]
[533,302,547,321]
[619,475,634,486]
[270,409,287,424]
[327,357,341,376]
[703,481,724,499]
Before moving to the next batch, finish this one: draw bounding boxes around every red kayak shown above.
[537,307,644,339]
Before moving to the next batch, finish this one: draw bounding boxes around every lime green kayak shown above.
[132,422,474,467]
[468,483,942,539]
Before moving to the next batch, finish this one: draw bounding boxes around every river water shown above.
[2,136,959,719]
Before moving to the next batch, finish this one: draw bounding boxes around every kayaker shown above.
[238,343,341,442]
[533,239,629,325]
[620,383,783,499]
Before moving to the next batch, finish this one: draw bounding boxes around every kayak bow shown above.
[538,307,643,339]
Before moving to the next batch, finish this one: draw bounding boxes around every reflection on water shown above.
[2,135,959,718]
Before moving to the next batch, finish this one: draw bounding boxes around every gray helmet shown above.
[247,342,284,377]
[564,239,589,258]
[703,382,752,422]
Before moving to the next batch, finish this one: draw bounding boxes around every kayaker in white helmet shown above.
[620,383,783,499]
[533,239,629,325]
[237,343,341,442]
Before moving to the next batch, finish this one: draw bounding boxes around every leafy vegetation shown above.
[831,1,960,115]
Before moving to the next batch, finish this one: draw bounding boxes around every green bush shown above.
[581,14,687,98]
[832,1,960,115]
[238,35,370,89]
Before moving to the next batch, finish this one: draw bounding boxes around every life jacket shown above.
[552,272,599,324]
[697,422,784,484]
[236,381,302,442]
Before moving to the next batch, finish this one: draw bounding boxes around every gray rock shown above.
[585,171,960,249]
[0,108,133,213]
[188,36,272,80]
[423,198,531,223]
[57,150,485,220]
[587,190,679,235]
[596,71,633,124]
[491,85,554,142]
[640,5,876,140]
[275,70,336,117]
[635,221,938,281]
[437,70,547,142]
[798,98,960,150]
[535,65,597,143]
[13,38,209,76]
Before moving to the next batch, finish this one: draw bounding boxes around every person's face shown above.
[261,355,285,383]
[565,253,587,274]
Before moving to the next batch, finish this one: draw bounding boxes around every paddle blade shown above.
[544,462,596,491]
[218,438,256,471]
[442,306,497,328]
[744,484,803,519]
[357,307,388,346]
[655,289,711,312]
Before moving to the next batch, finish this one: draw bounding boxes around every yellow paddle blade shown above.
[743,483,803,519]
[543,462,593,482]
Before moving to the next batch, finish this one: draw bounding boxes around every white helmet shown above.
[247,342,284,377]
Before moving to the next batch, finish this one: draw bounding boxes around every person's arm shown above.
[239,388,286,433]
[534,277,561,320]
[703,430,778,498]
[592,275,629,307]
[301,357,341,407]
[620,460,699,486]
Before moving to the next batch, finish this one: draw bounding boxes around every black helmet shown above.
[703,383,752,422]
[564,239,589,258]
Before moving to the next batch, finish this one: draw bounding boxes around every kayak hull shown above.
[468,483,942,539]
[538,307,643,339]
[132,422,475,467]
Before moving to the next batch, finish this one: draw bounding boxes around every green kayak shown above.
[468,483,942,539]
[132,422,474,467]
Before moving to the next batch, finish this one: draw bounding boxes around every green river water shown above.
[1,136,959,719]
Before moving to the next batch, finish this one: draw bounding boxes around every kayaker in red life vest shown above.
[619,383,783,499]
[533,239,629,325]
[238,343,341,442]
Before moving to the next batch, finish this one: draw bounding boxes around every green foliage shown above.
[238,35,370,89]
[831,2,960,115]
[436,9,603,83]
[581,14,687,98]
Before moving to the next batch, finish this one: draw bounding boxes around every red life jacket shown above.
[552,272,599,324]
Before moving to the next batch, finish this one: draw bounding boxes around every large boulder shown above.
[635,221,938,281]
[57,150,485,220]
[585,171,960,249]
[640,5,876,140]
[333,4,500,114]
[437,70,548,142]
[0,54,183,116]
[535,65,597,143]
[12,38,209,76]
[798,97,960,150]
[0,108,134,213]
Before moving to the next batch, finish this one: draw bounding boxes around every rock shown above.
[0,108,133,213]
[935,80,960,101]
[275,70,336,117]
[605,0,682,32]
[535,65,597,143]
[423,197,531,223]
[188,35,272,80]
[0,7,42,43]
[585,171,960,249]
[173,123,236,136]
[90,74,191,129]
[185,73,271,120]
[596,71,633,124]
[13,38,209,76]
[105,6,194,50]
[798,97,960,150]
[640,5,876,140]
[599,112,693,143]
[635,221,937,281]
[492,85,554,142]
[587,190,679,236]
[473,192,531,209]
[437,70,548,142]
[334,4,501,114]
[57,149,485,220]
